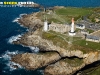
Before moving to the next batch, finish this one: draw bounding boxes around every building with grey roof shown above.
[86,35,100,43]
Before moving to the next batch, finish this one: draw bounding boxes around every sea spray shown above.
[28,46,39,53]
[1,50,23,71]
[12,13,27,23]
[8,34,23,44]
[12,18,20,22]
[19,13,27,18]
[22,45,39,53]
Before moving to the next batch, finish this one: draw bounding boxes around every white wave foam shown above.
[8,34,22,44]
[2,50,19,60]
[6,50,19,55]
[21,45,39,53]
[38,70,44,75]
[6,61,23,71]
[20,13,27,18]
[12,13,27,23]
[2,50,23,71]
[2,52,11,60]
[26,29,29,31]
[12,18,20,22]
[28,46,39,53]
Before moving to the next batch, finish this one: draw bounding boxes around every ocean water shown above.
[0,0,100,75]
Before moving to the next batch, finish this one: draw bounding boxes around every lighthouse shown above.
[69,18,76,36]
[43,20,48,31]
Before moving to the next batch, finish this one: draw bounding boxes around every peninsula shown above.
[11,6,100,75]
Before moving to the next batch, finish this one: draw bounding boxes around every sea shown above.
[0,0,100,75]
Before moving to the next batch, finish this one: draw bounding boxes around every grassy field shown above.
[42,31,68,49]
[63,58,83,67]
[88,67,100,75]
[88,7,100,23]
[55,7,93,16]
[42,31,97,53]
[37,7,100,24]
[38,7,95,23]
[86,28,94,33]
[73,39,100,50]
[37,7,100,23]
[80,61,100,75]
[55,7,93,23]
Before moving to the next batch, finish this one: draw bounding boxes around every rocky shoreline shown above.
[11,8,100,75]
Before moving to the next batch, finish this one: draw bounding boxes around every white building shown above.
[86,30,100,43]
[43,20,48,31]
[69,18,76,36]
[86,35,100,43]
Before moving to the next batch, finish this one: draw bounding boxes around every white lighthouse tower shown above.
[69,18,76,36]
[43,19,48,31]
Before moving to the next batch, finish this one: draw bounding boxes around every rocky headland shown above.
[12,52,61,70]
[11,7,100,75]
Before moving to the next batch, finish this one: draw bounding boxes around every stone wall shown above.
[48,22,70,33]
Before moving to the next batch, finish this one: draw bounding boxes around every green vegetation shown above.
[55,7,93,23]
[40,7,100,53]
[87,8,100,23]
[48,18,62,23]
[88,67,100,75]
[42,31,93,53]
[80,62,100,75]
[42,30,100,53]
[55,7,92,16]
[93,7,100,13]
[86,29,94,33]
[39,52,58,56]
[73,40,100,50]
[42,31,68,49]
[63,58,83,67]
[37,7,100,24]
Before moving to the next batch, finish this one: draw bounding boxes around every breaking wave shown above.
[6,61,23,71]
[12,13,27,23]
[1,50,23,71]
[38,70,44,75]
[1,50,19,60]
[22,45,39,53]
[12,18,20,22]
[19,13,27,18]
[27,46,39,53]
[8,34,22,44]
